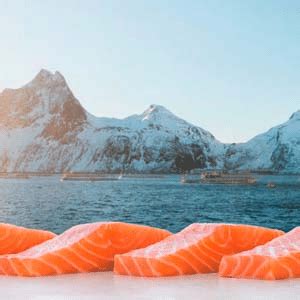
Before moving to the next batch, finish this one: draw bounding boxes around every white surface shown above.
[0,272,300,300]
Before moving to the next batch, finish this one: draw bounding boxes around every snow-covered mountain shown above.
[0,70,225,173]
[0,69,299,173]
[224,111,300,173]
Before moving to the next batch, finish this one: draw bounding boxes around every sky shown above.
[0,0,299,143]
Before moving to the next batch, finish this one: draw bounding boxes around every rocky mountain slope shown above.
[0,70,225,173]
[0,69,299,173]
[224,111,300,173]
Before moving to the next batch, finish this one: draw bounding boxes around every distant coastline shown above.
[1,170,300,176]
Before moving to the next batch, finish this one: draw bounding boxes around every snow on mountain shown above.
[0,69,299,173]
[0,70,224,173]
[224,110,300,173]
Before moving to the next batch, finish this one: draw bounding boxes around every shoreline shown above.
[1,171,300,176]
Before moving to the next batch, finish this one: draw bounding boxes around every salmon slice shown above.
[114,223,283,277]
[0,222,170,276]
[0,223,56,255]
[219,227,300,280]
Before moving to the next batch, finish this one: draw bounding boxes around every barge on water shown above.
[181,170,257,185]
[0,173,30,179]
[61,173,121,182]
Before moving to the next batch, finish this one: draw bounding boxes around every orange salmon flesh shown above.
[0,222,170,276]
[114,223,283,277]
[219,227,300,280]
[0,223,56,254]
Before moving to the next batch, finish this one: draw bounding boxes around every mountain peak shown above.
[142,104,174,119]
[30,69,67,87]
[148,104,170,112]
[0,69,87,130]
[289,110,300,121]
[37,68,53,78]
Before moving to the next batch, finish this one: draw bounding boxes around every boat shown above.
[60,173,121,182]
[200,171,256,185]
[122,174,165,179]
[267,182,276,188]
[61,177,120,182]
[181,171,257,185]
[0,173,30,179]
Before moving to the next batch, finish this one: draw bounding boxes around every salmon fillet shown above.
[219,227,300,280]
[0,222,170,276]
[114,223,283,277]
[0,223,56,254]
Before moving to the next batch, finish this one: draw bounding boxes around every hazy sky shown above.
[0,0,299,142]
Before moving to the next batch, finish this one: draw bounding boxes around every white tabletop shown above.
[1,272,300,300]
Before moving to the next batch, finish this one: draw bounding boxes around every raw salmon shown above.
[114,223,283,277]
[0,222,170,276]
[219,227,300,280]
[0,223,56,254]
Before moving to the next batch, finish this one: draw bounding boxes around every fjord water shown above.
[0,176,299,234]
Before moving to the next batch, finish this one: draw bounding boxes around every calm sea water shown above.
[0,175,299,234]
